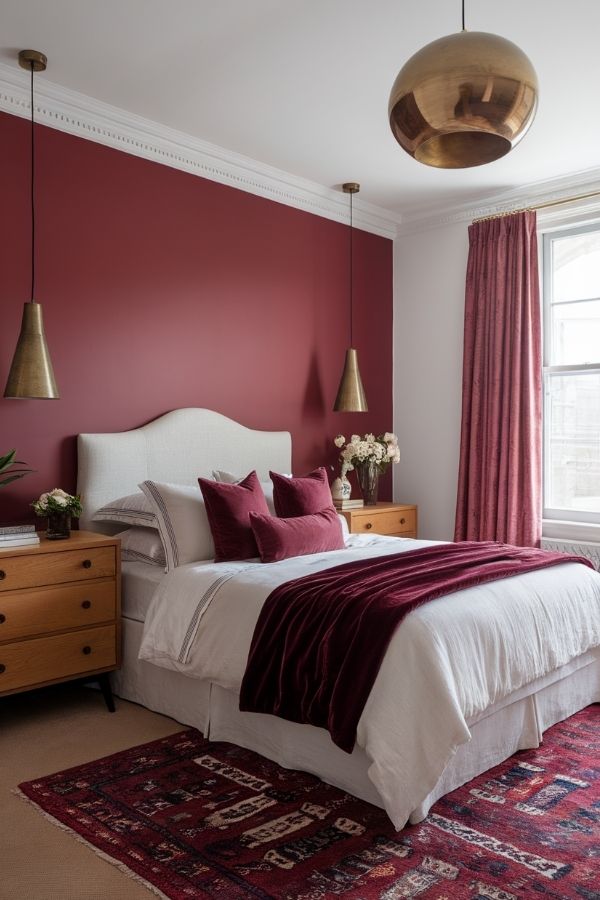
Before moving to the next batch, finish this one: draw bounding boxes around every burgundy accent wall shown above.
[0,111,392,523]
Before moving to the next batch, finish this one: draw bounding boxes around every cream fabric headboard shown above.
[77,408,292,531]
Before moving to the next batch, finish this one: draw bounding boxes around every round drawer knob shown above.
[0,570,5,580]
[82,645,92,655]
[0,663,5,674]
[365,522,372,530]
[400,518,406,525]
[82,559,92,569]
[0,614,5,624]
[81,600,91,610]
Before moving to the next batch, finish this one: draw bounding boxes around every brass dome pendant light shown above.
[388,0,538,168]
[4,50,59,399]
[333,183,368,413]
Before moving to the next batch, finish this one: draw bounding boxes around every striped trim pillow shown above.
[119,526,166,568]
[139,481,215,571]
[93,492,158,529]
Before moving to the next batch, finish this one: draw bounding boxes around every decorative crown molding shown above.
[398,166,600,235]
[3,61,599,241]
[0,62,402,240]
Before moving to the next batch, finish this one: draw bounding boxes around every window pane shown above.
[545,371,600,514]
[551,298,600,365]
[552,230,600,302]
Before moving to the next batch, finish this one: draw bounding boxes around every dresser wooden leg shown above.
[98,673,116,712]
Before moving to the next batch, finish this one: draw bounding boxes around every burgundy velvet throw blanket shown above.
[239,541,593,752]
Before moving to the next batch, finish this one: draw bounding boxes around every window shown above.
[543,222,600,524]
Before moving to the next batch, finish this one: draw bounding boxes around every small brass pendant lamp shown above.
[333,183,368,412]
[388,0,538,168]
[4,50,59,399]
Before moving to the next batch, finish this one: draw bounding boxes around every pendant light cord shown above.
[29,61,35,303]
[349,190,353,348]
[461,0,466,30]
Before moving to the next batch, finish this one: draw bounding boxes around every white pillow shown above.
[93,492,158,529]
[139,481,215,571]
[212,470,291,515]
[119,526,166,567]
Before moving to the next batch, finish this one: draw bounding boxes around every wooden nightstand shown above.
[0,531,121,711]
[340,502,418,538]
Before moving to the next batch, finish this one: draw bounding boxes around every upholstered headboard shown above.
[77,408,292,531]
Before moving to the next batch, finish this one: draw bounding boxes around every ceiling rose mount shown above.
[388,1,538,169]
[18,49,47,72]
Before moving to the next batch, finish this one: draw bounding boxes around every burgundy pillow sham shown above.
[198,470,269,562]
[250,506,344,563]
[270,466,333,517]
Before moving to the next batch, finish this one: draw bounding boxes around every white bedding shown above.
[121,561,165,623]
[139,534,600,829]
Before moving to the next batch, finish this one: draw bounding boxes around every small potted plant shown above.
[32,489,83,540]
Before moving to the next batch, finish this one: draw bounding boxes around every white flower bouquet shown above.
[32,488,83,518]
[334,432,400,474]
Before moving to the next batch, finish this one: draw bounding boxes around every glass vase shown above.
[356,461,380,506]
[47,511,71,540]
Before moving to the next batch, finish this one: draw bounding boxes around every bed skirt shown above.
[112,616,600,826]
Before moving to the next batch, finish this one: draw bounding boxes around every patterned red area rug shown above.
[19,706,600,899]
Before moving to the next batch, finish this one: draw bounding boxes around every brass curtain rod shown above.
[472,189,600,223]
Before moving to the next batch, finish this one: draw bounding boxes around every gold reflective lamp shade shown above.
[333,183,368,413]
[4,49,59,399]
[388,2,538,168]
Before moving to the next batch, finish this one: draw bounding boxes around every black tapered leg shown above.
[98,673,116,712]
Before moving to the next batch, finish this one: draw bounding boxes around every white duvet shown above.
[139,535,600,828]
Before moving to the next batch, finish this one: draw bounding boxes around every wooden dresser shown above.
[0,531,120,709]
[340,502,418,539]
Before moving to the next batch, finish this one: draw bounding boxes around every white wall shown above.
[393,221,469,540]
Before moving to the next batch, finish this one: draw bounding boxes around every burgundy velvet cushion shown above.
[198,470,270,562]
[250,506,344,563]
[270,467,333,517]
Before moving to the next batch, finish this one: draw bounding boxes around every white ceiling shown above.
[2,0,600,219]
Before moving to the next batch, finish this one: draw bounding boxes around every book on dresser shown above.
[334,499,365,510]
[0,524,40,549]
[0,536,40,549]
[0,524,36,534]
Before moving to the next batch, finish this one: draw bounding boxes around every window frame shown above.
[542,220,600,525]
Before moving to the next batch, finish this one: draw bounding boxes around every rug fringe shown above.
[13,787,171,900]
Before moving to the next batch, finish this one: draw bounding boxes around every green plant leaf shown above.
[0,450,33,487]
[0,450,17,473]
[0,473,30,487]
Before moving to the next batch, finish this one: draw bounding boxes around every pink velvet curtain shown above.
[454,211,542,546]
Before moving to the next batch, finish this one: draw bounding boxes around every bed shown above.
[77,408,600,829]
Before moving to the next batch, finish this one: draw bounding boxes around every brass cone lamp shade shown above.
[4,302,59,399]
[389,31,538,168]
[334,348,368,412]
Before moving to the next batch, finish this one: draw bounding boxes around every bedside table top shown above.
[346,502,415,514]
[0,530,120,557]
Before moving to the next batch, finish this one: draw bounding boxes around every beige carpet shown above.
[1,684,183,900]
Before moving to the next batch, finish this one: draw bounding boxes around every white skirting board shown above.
[112,616,600,827]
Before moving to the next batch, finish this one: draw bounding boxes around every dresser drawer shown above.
[0,581,116,642]
[0,546,115,592]
[0,624,116,693]
[352,508,417,536]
